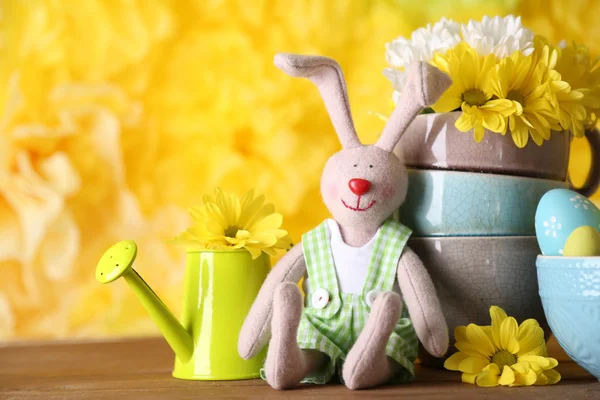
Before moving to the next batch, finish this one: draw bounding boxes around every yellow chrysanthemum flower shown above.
[489,49,558,147]
[172,189,291,259]
[445,306,561,387]
[531,37,588,139]
[431,43,514,142]
[555,41,600,129]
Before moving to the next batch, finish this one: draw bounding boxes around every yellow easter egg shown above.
[563,226,600,257]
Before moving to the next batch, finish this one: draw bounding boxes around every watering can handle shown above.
[570,128,600,198]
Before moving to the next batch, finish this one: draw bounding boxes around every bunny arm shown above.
[396,246,449,358]
[238,243,307,360]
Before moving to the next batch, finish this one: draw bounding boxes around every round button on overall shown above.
[366,289,381,308]
[311,288,330,309]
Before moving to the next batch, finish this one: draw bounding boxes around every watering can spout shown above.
[96,240,194,363]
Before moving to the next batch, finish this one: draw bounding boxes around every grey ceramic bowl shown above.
[537,256,600,380]
[399,169,567,237]
[394,112,600,197]
[408,236,548,366]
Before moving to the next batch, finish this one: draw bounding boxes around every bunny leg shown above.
[342,292,403,390]
[264,282,326,390]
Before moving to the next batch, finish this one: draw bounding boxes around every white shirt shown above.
[303,219,401,295]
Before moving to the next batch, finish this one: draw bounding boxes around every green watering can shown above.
[96,240,269,380]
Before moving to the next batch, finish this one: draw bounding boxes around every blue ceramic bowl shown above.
[399,169,568,237]
[537,256,600,380]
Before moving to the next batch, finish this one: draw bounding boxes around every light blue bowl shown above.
[537,256,600,380]
[399,170,568,237]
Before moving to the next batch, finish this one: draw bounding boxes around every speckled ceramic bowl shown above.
[408,236,548,366]
[399,169,568,237]
[394,112,600,197]
[537,256,600,380]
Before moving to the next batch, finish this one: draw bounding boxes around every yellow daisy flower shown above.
[445,306,561,387]
[172,189,291,259]
[489,49,558,147]
[431,43,514,142]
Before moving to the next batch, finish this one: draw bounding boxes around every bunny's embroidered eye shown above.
[369,165,373,168]
[353,164,358,167]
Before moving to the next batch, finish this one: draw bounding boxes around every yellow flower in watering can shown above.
[171,188,292,258]
[96,189,291,380]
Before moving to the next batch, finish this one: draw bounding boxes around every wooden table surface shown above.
[0,336,598,399]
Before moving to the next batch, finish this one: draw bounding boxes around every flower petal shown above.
[521,341,548,357]
[498,365,515,386]
[473,122,485,142]
[545,357,558,370]
[444,351,469,371]
[458,357,491,374]
[466,323,496,357]
[511,119,529,148]
[455,342,492,359]
[518,355,553,369]
[235,229,252,240]
[490,306,508,348]
[476,364,501,387]
[522,368,539,386]
[499,317,520,354]
[245,246,263,260]
[462,373,478,384]
[511,362,538,386]
[534,371,549,386]
[454,325,468,343]
[543,369,561,385]
[249,232,278,247]
[517,320,545,356]
[203,202,228,229]
[239,192,265,228]
[455,110,475,133]
[251,213,283,232]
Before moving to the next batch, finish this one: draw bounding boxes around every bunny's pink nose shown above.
[349,178,371,196]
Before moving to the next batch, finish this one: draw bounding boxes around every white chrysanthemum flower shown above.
[385,17,460,99]
[386,17,461,68]
[462,15,534,59]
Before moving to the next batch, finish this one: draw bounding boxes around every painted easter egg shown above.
[563,226,600,257]
[535,189,600,256]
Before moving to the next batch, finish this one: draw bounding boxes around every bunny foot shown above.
[342,292,403,390]
[264,282,325,390]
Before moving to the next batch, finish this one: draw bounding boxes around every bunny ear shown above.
[274,53,361,149]
[376,62,452,153]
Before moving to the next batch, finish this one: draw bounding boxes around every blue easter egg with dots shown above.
[535,189,600,256]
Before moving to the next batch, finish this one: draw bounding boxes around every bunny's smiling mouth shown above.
[341,198,376,212]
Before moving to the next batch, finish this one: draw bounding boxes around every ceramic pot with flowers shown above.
[395,111,600,195]
[383,15,600,366]
[96,189,290,380]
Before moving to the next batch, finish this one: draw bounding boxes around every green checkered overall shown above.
[296,218,418,384]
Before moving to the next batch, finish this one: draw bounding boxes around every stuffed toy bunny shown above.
[238,53,452,390]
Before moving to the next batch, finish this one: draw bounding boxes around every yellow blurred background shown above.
[0,0,598,340]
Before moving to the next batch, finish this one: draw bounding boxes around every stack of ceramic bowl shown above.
[394,112,600,365]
